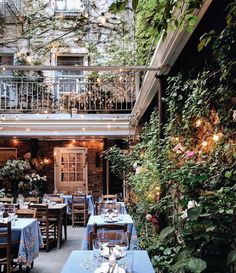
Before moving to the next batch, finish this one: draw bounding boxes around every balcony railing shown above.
[0,0,22,18]
[0,75,136,113]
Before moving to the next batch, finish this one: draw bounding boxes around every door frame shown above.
[54,147,88,193]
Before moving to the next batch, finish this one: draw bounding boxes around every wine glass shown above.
[115,232,129,257]
[0,202,5,222]
[97,228,109,251]
[7,205,16,223]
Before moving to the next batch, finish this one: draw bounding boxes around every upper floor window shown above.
[57,55,84,76]
[0,54,14,76]
[55,0,84,12]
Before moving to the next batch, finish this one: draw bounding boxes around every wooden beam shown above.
[1,65,161,72]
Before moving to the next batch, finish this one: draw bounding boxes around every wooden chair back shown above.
[71,194,88,227]
[101,194,117,202]
[16,208,37,218]
[4,204,20,210]
[95,202,121,215]
[47,197,64,204]
[93,223,128,233]
[0,197,14,204]
[89,231,131,249]
[24,197,39,204]
[95,201,105,215]
[0,221,12,273]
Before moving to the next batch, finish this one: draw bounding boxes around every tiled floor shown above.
[30,225,85,273]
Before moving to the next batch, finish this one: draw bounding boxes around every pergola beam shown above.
[0,65,161,72]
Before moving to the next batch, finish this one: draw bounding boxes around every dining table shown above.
[3,218,43,266]
[81,214,138,250]
[60,250,155,273]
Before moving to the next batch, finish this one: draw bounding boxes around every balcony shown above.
[0,0,22,21]
[0,74,136,114]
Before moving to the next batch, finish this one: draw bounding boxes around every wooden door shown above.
[54,147,88,194]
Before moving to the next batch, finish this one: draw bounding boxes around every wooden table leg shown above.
[64,206,67,240]
[57,212,62,249]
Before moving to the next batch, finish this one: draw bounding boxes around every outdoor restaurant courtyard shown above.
[0,0,235,273]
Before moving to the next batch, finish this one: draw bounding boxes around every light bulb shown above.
[202,141,207,147]
[213,134,219,141]
[100,12,106,25]
[97,77,101,84]
[196,119,202,127]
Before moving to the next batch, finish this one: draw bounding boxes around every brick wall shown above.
[0,138,104,199]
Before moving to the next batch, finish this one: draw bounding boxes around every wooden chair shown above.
[0,197,14,204]
[30,204,57,252]
[4,204,20,210]
[95,202,120,215]
[16,208,37,218]
[47,197,64,204]
[0,221,19,273]
[101,194,117,202]
[71,194,88,227]
[24,197,39,204]
[95,201,105,215]
[89,223,129,250]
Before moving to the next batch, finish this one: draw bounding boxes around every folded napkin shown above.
[94,263,125,273]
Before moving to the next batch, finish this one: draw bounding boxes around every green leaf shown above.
[170,259,189,272]
[159,226,175,241]
[227,250,236,265]
[187,206,202,221]
[132,0,139,11]
[225,171,232,178]
[186,257,207,273]
[109,0,128,13]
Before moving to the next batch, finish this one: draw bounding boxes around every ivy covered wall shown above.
[106,1,236,272]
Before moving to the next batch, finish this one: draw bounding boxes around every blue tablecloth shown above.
[81,214,138,250]
[2,218,43,266]
[62,195,94,215]
[60,250,155,273]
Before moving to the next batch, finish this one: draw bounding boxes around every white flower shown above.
[132,162,138,169]
[181,210,188,219]
[145,214,152,221]
[187,200,198,209]
[135,167,142,175]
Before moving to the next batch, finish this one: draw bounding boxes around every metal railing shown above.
[0,75,136,113]
[0,0,22,17]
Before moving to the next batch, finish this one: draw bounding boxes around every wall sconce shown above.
[43,158,50,164]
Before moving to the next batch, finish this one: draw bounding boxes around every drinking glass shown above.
[97,228,109,250]
[7,205,16,224]
[122,250,134,273]
[115,232,129,256]
[0,202,4,222]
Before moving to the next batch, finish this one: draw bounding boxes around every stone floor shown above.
[30,225,85,273]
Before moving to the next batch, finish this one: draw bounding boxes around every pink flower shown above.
[173,143,185,153]
[145,214,152,221]
[185,150,195,158]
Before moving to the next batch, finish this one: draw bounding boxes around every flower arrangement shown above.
[0,159,31,181]
[0,159,46,196]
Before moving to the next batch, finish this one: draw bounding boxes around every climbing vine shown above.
[107,2,236,272]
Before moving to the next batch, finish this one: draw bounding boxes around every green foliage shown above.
[109,0,204,64]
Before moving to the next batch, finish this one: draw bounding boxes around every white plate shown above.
[104,218,119,223]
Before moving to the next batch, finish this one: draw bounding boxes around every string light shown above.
[2,66,5,71]
[100,12,106,25]
[26,128,30,132]
[26,53,32,64]
[196,119,202,127]
[202,141,208,147]
[213,134,221,141]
